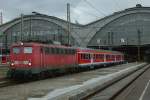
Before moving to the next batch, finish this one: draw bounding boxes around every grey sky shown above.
[0,0,149,24]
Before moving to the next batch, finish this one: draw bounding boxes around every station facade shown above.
[0,14,83,49]
[1,5,150,61]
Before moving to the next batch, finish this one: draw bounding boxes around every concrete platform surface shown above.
[0,63,145,100]
[28,63,146,100]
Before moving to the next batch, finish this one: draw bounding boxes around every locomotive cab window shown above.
[44,47,49,54]
[13,47,20,54]
[24,47,32,53]
[51,47,55,54]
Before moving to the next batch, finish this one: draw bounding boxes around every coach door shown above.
[40,47,44,67]
[91,53,93,64]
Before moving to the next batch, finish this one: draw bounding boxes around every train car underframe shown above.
[7,62,124,79]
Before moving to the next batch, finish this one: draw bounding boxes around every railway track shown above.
[0,78,16,88]
[0,64,123,89]
[0,77,38,88]
[0,78,42,88]
[84,64,150,100]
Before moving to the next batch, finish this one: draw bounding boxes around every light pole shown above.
[20,14,24,41]
[67,3,71,46]
[137,29,141,61]
[0,32,3,64]
[0,44,3,63]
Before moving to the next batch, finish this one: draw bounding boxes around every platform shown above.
[0,63,145,100]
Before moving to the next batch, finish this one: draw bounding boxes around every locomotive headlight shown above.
[28,62,31,66]
[20,42,23,45]
[11,63,14,66]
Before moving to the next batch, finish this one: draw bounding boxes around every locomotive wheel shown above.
[6,70,12,78]
[37,72,46,79]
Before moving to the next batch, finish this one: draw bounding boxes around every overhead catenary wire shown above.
[68,0,123,24]
[113,0,121,10]
[70,7,100,21]
[138,0,142,4]
[135,0,142,4]
[69,1,102,25]
[83,0,107,16]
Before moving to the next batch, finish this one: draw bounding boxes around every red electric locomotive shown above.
[8,42,77,78]
[7,42,124,78]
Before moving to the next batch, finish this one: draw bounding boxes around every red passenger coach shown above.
[77,48,124,67]
[8,42,124,78]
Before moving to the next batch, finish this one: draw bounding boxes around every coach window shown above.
[65,49,67,54]
[59,48,61,54]
[94,54,96,59]
[106,55,109,59]
[84,54,86,59]
[80,54,82,59]
[59,48,62,54]
[24,47,32,53]
[57,48,59,54]
[83,54,86,59]
[84,54,87,59]
[81,54,84,59]
[51,48,54,54]
[82,54,84,59]
[56,48,59,54]
[80,54,83,59]
[71,49,74,54]
[64,49,66,54]
[66,49,69,54]
[110,55,113,60]
[68,49,71,54]
[69,49,72,54]
[69,49,71,54]
[67,49,70,54]
[98,54,100,59]
[49,47,52,54]
[113,55,115,59]
[85,54,89,59]
[73,49,76,54]
[13,47,20,54]
[45,47,49,54]
[62,49,65,54]
[40,48,43,53]
[47,47,50,53]
[88,54,91,59]
[100,54,104,59]
[60,48,63,54]
[66,49,68,54]
[60,48,62,54]
[96,54,99,59]
[86,54,88,59]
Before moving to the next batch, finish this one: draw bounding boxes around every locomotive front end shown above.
[8,43,34,78]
